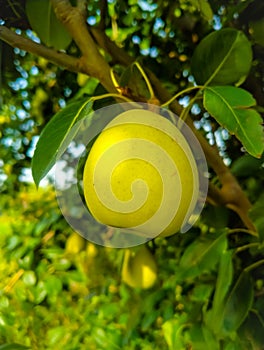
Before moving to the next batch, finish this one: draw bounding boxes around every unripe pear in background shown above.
[121,245,157,289]
[65,232,86,254]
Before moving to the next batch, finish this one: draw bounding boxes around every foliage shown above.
[0,0,264,349]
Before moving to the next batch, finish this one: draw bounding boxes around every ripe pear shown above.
[121,245,157,289]
[83,109,199,238]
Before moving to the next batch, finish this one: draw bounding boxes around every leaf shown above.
[231,153,264,177]
[250,20,264,47]
[119,63,151,100]
[191,28,252,85]
[190,0,213,21]
[223,339,244,350]
[0,344,29,350]
[203,206,229,229]
[249,193,264,242]
[25,0,72,50]
[47,326,65,347]
[205,250,233,334]
[32,99,93,187]
[238,310,264,349]
[204,86,264,158]
[178,230,227,279]
[189,324,220,350]
[221,271,254,334]
[205,270,253,337]
[202,326,221,350]
[198,0,214,21]
[212,250,233,314]
[162,317,187,350]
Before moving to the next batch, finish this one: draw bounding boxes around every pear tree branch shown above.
[50,0,117,93]
[0,25,80,72]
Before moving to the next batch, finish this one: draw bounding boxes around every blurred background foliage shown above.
[0,0,264,349]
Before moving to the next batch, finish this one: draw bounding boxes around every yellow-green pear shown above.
[121,245,157,289]
[65,232,86,254]
[83,109,199,238]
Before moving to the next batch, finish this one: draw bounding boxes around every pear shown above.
[121,245,157,289]
[83,109,199,238]
[65,232,86,254]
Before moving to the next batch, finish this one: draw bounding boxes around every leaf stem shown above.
[245,259,264,273]
[133,61,155,100]
[235,243,259,254]
[90,93,133,103]
[228,228,259,238]
[110,68,120,90]
[161,85,202,108]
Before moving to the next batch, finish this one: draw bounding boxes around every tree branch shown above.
[98,0,108,30]
[50,0,116,93]
[0,26,80,72]
[90,27,134,66]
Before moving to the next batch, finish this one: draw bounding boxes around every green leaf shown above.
[202,326,220,350]
[162,317,187,350]
[250,20,264,47]
[221,271,254,334]
[178,230,227,279]
[204,86,264,158]
[190,0,213,21]
[223,339,244,350]
[119,63,151,100]
[189,324,220,350]
[205,250,233,334]
[191,283,214,302]
[191,28,252,85]
[238,310,264,349]
[32,99,93,187]
[231,153,264,177]
[205,270,253,337]
[47,326,65,347]
[199,0,213,21]
[22,270,37,286]
[203,206,229,229]
[249,193,264,242]
[26,0,72,50]
[0,344,29,350]
[212,250,233,313]
[44,275,63,296]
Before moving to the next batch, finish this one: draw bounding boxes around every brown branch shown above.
[76,0,87,14]
[90,27,134,66]
[50,0,116,93]
[98,0,108,30]
[0,26,80,72]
